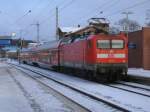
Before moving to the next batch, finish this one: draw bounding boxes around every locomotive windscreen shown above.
[97,39,124,49]
[112,40,124,48]
[97,40,110,49]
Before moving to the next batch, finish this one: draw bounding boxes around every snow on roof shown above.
[28,43,38,48]
[36,40,60,51]
[22,40,61,52]
[88,18,109,24]
[59,27,83,33]
[0,36,12,39]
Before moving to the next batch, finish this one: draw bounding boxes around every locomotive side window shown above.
[97,40,110,49]
[112,40,124,48]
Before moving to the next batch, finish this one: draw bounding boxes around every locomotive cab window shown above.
[112,40,124,48]
[97,40,110,49]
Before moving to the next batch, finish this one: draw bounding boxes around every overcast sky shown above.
[0,0,149,41]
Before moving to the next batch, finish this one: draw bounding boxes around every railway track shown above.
[127,75,150,86]
[12,65,93,112]
[10,63,130,112]
[116,81,150,92]
[107,82,150,98]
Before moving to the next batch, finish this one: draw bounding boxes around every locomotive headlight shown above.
[97,54,108,58]
[110,50,114,53]
[114,54,125,58]
[123,60,126,63]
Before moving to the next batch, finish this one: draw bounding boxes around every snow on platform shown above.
[0,62,82,112]
[128,68,150,78]
[0,64,33,112]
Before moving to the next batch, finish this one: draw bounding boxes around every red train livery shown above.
[20,18,128,81]
[20,33,128,81]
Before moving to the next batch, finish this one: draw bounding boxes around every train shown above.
[20,18,128,82]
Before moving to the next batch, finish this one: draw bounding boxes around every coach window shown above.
[97,40,110,49]
[112,40,124,49]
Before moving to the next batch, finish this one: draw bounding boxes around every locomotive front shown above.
[87,33,128,81]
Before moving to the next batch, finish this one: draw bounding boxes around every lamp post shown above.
[17,10,31,63]
[18,29,22,64]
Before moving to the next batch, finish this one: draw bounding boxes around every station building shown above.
[0,36,12,47]
[0,36,12,57]
[128,27,150,70]
[0,35,34,58]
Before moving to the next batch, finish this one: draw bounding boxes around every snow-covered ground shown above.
[11,62,150,112]
[128,68,150,78]
[0,62,86,112]
[19,67,122,112]
[0,63,33,112]
[5,59,150,112]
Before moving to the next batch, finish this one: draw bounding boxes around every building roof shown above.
[22,40,61,52]
[36,40,60,51]
[59,27,83,33]
[0,36,12,39]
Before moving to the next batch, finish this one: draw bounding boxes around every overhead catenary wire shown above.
[40,0,75,25]
[20,0,56,32]
[75,0,150,26]
[13,10,31,25]
[68,0,113,24]
[74,0,121,25]
[22,0,66,33]
[31,0,56,22]
[11,0,43,37]
[21,0,150,39]
[23,0,117,37]
[93,0,121,17]
[106,0,150,17]
[29,0,43,13]
[20,0,75,38]
[15,0,56,36]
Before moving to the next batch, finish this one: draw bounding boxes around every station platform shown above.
[0,62,34,112]
[0,62,82,112]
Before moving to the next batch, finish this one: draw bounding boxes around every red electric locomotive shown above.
[20,18,128,81]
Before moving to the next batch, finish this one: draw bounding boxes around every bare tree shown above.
[109,26,120,34]
[116,18,141,32]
